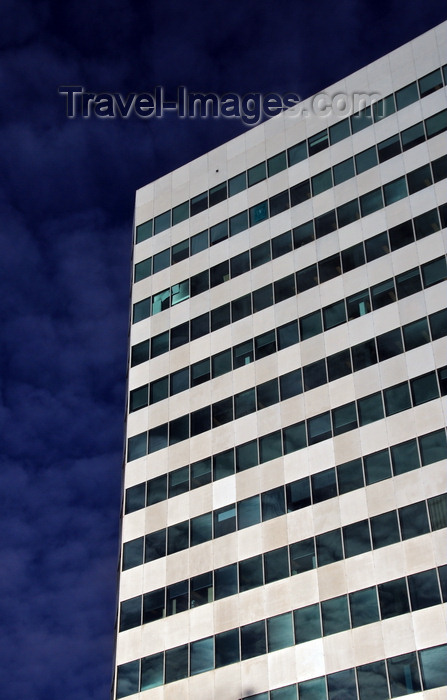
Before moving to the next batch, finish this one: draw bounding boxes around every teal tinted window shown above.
[395,82,418,110]
[321,595,350,635]
[209,182,227,206]
[190,637,214,675]
[128,431,147,461]
[229,172,246,196]
[337,199,359,227]
[425,109,447,138]
[311,468,336,503]
[298,677,327,700]
[378,578,410,619]
[249,201,268,225]
[248,162,266,186]
[289,538,315,574]
[268,612,294,651]
[350,106,372,133]
[136,220,153,243]
[422,256,447,287]
[329,119,350,144]
[135,257,151,282]
[147,475,167,505]
[399,502,430,539]
[365,231,389,261]
[190,513,212,547]
[418,429,447,466]
[419,68,443,97]
[171,239,189,264]
[337,458,363,494]
[287,140,307,165]
[191,571,213,607]
[311,168,332,195]
[413,207,440,239]
[283,422,307,454]
[165,644,188,683]
[191,229,208,254]
[327,669,357,700]
[191,457,211,488]
[360,187,383,216]
[212,348,232,378]
[152,288,170,314]
[215,628,240,667]
[271,685,297,700]
[190,191,208,216]
[387,652,421,696]
[349,587,379,627]
[230,210,248,235]
[241,620,266,660]
[130,385,148,412]
[141,652,163,690]
[213,448,234,480]
[125,483,145,515]
[401,121,425,151]
[408,569,441,610]
[410,371,438,406]
[141,595,165,634]
[116,660,140,698]
[307,411,331,445]
[172,201,189,225]
[131,339,149,367]
[133,298,151,323]
[236,439,258,471]
[316,529,343,566]
[268,151,287,176]
[372,94,395,121]
[419,645,447,690]
[355,146,378,174]
[384,382,411,415]
[357,660,389,700]
[333,157,355,184]
[259,431,282,463]
[294,603,321,643]
[308,129,328,155]
[342,519,371,557]
[299,310,322,340]
[378,134,401,162]
[286,476,310,511]
[428,494,447,531]
[264,546,289,583]
[237,496,260,529]
[363,449,391,485]
[357,392,383,425]
[154,210,170,234]
[293,220,314,247]
[383,176,407,205]
[407,163,432,194]
[391,439,419,476]
[119,596,141,632]
[214,504,236,537]
[214,564,237,600]
[371,510,400,549]
[123,537,144,570]
[167,521,188,554]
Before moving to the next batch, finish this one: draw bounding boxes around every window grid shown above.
[134,67,447,245]
[131,154,447,324]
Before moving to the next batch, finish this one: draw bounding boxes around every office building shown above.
[113,21,447,700]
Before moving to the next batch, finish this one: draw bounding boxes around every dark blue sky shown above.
[0,2,445,698]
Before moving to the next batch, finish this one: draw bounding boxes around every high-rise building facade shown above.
[113,22,447,700]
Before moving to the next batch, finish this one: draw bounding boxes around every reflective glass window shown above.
[391,438,419,476]
[349,587,379,627]
[395,82,418,109]
[268,612,294,652]
[190,512,212,546]
[378,578,410,619]
[165,644,188,684]
[286,476,311,511]
[261,486,285,521]
[311,468,337,503]
[343,519,371,557]
[321,595,350,635]
[383,382,411,415]
[166,580,188,615]
[365,230,389,261]
[327,669,357,700]
[419,645,447,690]
[289,537,315,574]
[333,157,355,185]
[215,628,240,667]
[387,652,421,696]
[399,502,430,539]
[116,661,139,699]
[119,596,141,632]
[190,572,213,608]
[228,172,246,196]
[357,392,384,426]
[293,604,321,644]
[237,496,260,530]
[191,455,211,489]
[214,504,236,538]
[214,564,238,600]
[264,547,289,584]
[408,569,441,610]
[241,620,266,660]
[355,145,378,174]
[141,652,163,691]
[298,677,327,700]
[190,637,214,676]
[337,458,363,494]
[371,510,400,549]
[363,449,391,485]
[316,529,343,566]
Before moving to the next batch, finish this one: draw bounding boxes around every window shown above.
[141,651,163,690]
[321,595,350,635]
[387,652,421,696]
